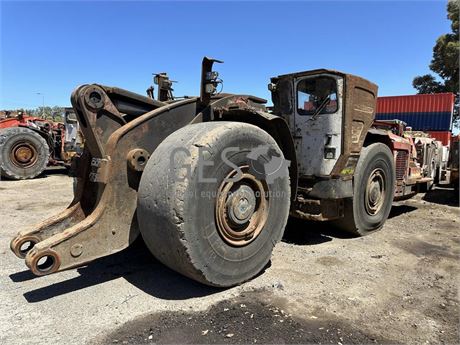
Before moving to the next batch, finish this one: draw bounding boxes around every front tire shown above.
[0,127,49,180]
[137,122,291,287]
[333,143,395,236]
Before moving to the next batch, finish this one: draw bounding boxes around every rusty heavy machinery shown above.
[402,128,450,188]
[0,108,82,179]
[412,135,443,189]
[11,58,428,287]
[371,120,444,192]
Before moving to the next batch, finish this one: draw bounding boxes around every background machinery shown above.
[0,108,82,180]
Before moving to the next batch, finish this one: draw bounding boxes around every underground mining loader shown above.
[11,57,422,287]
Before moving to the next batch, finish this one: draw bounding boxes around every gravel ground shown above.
[1,172,459,345]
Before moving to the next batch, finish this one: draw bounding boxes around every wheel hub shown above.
[10,142,38,168]
[365,168,385,215]
[15,146,33,163]
[369,183,381,203]
[216,166,269,247]
[226,185,257,225]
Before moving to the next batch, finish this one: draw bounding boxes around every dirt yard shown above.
[1,172,459,345]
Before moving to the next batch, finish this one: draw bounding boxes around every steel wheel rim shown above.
[365,168,386,215]
[10,141,38,168]
[216,166,269,247]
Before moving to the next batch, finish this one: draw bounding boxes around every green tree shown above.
[24,106,64,122]
[413,0,459,127]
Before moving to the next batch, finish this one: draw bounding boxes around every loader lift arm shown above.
[11,84,200,274]
[10,59,297,277]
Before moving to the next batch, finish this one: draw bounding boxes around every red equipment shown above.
[0,110,80,180]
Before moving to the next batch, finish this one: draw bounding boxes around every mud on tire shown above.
[137,122,291,287]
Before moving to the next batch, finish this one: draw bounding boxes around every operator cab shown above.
[269,70,378,182]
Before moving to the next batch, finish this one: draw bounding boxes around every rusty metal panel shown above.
[330,74,378,177]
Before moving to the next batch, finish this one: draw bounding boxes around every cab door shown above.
[294,74,344,177]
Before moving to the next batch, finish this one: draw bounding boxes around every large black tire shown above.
[137,122,291,287]
[333,143,395,236]
[0,127,49,180]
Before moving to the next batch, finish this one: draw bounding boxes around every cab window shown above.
[297,76,338,115]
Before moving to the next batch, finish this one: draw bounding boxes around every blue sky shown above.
[0,1,452,109]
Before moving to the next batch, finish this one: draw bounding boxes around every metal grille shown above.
[395,150,408,180]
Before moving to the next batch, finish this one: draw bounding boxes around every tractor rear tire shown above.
[0,127,49,180]
[137,122,291,287]
[332,143,395,236]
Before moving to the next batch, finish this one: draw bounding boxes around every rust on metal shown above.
[11,141,38,168]
[127,149,150,172]
[10,57,430,278]
[215,167,269,246]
